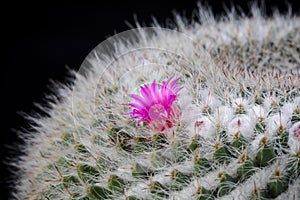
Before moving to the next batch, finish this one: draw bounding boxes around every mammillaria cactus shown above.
[12,3,300,200]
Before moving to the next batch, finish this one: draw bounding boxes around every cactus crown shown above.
[12,3,300,200]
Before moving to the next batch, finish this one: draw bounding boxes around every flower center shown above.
[294,125,300,140]
[149,104,168,121]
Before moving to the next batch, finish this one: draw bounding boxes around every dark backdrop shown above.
[1,1,299,199]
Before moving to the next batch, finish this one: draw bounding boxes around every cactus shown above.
[12,3,300,200]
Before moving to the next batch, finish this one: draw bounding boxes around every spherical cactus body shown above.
[13,4,300,200]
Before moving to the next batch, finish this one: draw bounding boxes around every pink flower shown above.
[125,77,182,132]
[288,122,300,154]
[294,125,300,140]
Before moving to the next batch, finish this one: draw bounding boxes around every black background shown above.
[1,1,299,199]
